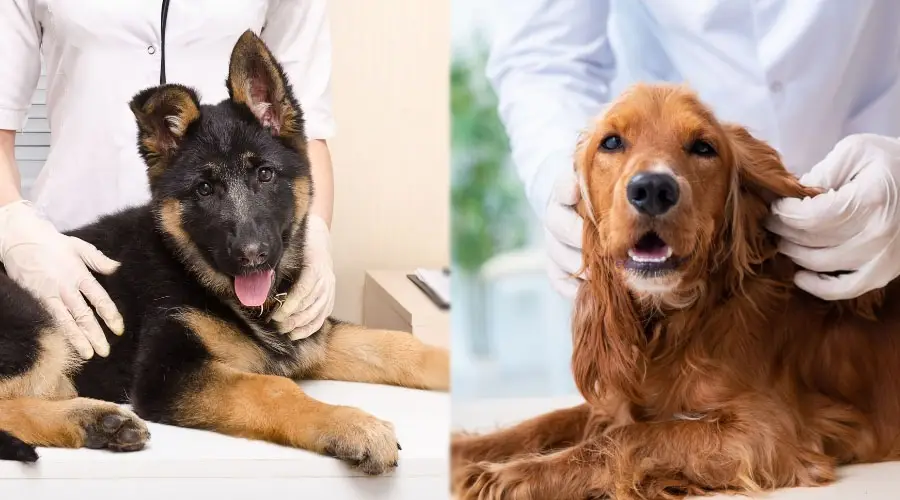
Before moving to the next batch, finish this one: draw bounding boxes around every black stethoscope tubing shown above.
[159,0,171,84]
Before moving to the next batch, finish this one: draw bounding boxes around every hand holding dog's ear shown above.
[544,169,587,299]
[271,215,336,340]
[768,134,900,300]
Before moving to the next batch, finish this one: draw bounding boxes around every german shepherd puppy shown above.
[0,31,449,475]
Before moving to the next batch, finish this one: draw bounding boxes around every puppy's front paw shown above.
[79,405,150,452]
[320,406,399,475]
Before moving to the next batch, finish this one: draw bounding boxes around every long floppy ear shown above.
[571,121,647,405]
[719,124,820,291]
[129,84,201,181]
[572,226,647,407]
[226,30,305,147]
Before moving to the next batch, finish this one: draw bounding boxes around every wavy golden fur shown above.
[451,84,899,499]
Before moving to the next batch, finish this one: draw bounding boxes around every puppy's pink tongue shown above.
[234,270,275,307]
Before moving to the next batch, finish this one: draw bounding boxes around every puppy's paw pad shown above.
[82,408,150,452]
[322,408,399,475]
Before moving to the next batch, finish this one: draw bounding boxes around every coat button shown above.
[147,45,157,55]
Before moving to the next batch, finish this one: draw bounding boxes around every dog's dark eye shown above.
[195,182,213,197]
[600,134,624,152]
[257,167,274,183]
[688,139,717,157]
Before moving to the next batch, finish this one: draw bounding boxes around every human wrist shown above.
[0,200,41,258]
[305,214,332,255]
[0,190,23,208]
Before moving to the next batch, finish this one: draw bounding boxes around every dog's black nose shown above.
[237,243,269,267]
[626,173,680,216]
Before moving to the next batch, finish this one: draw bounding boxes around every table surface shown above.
[452,395,900,500]
[2,380,449,481]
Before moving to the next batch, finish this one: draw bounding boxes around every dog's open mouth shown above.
[625,232,680,275]
[233,270,275,307]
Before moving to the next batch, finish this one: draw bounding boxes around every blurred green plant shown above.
[451,41,529,273]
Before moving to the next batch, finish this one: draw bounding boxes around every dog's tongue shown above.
[234,270,275,307]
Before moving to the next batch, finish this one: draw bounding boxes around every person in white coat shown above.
[487,0,900,300]
[0,1,337,359]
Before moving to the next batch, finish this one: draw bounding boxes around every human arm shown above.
[261,0,336,337]
[767,134,900,300]
[485,0,615,298]
[0,0,123,359]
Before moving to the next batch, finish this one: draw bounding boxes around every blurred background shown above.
[451,1,576,401]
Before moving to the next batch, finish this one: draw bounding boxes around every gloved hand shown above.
[767,133,900,300]
[0,200,124,358]
[271,214,336,340]
[544,169,586,299]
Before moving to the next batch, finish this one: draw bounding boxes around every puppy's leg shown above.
[309,322,449,391]
[170,362,400,475]
[0,321,149,458]
[0,398,149,453]
[451,404,595,492]
[458,396,835,500]
[134,312,399,474]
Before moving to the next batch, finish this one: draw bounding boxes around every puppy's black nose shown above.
[626,173,680,216]
[237,242,269,267]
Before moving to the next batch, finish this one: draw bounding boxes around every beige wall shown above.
[327,1,450,322]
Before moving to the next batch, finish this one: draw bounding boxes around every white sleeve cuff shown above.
[303,107,336,141]
[0,107,28,131]
[526,148,575,220]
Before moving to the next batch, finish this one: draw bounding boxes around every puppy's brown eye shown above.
[689,139,717,157]
[196,182,213,196]
[257,167,274,183]
[600,134,624,152]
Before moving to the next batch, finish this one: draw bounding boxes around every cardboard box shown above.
[363,270,450,349]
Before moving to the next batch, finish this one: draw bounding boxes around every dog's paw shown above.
[456,460,529,500]
[320,406,399,475]
[80,406,150,452]
[0,430,38,462]
[456,456,579,500]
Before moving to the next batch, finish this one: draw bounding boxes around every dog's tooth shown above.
[627,249,671,264]
[665,246,673,258]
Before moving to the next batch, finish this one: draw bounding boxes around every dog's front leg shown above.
[451,403,597,485]
[131,312,400,474]
[169,361,400,474]
[458,397,836,500]
[309,322,450,391]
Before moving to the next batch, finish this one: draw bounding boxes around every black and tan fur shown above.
[0,31,448,475]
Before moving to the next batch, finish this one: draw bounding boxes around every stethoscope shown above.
[159,0,171,84]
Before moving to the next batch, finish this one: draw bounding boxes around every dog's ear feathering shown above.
[719,124,820,291]
[226,30,305,145]
[571,126,648,406]
[572,231,648,407]
[130,84,202,181]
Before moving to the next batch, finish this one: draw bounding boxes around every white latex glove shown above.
[767,133,900,300]
[271,214,336,340]
[0,200,124,358]
[544,169,586,299]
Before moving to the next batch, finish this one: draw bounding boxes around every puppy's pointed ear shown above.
[719,124,820,290]
[227,30,305,144]
[130,84,201,180]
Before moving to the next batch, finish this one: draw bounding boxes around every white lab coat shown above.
[486,0,900,217]
[0,0,334,231]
